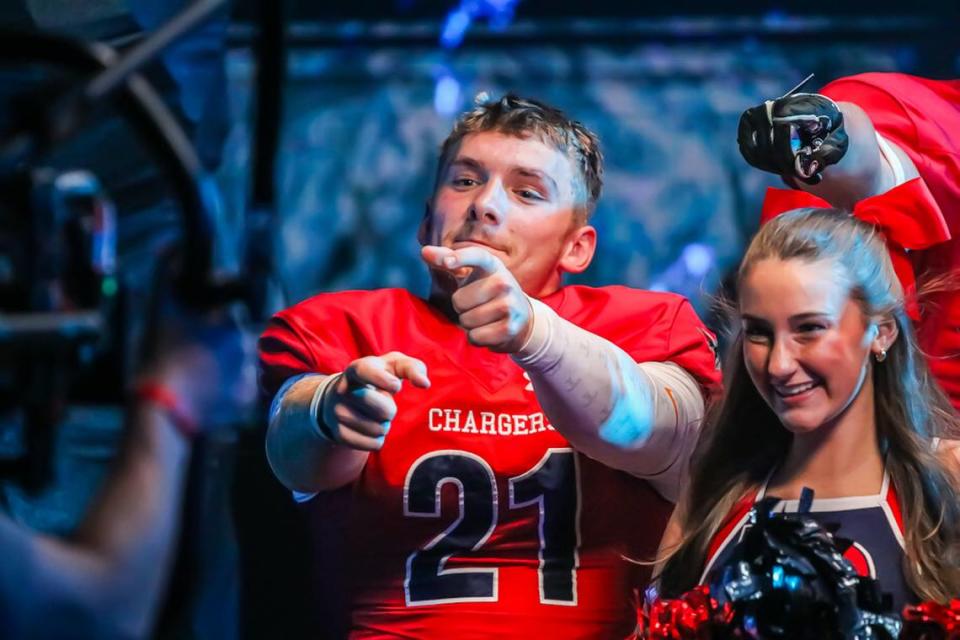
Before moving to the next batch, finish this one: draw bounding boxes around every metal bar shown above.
[85,0,228,102]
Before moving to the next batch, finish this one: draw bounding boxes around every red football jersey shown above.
[762,73,960,407]
[259,286,721,639]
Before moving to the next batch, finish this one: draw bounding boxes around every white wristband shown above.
[512,297,557,368]
[309,373,342,442]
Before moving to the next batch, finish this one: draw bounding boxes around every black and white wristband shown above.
[309,373,342,442]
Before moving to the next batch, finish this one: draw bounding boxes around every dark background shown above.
[0,1,956,638]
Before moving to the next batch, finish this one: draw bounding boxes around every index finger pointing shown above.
[443,246,505,281]
[344,357,401,392]
[421,245,454,268]
[383,352,431,389]
[421,245,473,282]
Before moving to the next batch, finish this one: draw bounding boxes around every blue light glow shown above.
[434,73,462,116]
[771,564,784,588]
[681,243,714,277]
[440,8,472,49]
[440,0,521,49]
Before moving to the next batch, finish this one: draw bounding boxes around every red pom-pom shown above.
[641,586,733,639]
[901,599,960,640]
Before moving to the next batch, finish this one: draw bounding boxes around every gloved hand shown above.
[738,92,849,185]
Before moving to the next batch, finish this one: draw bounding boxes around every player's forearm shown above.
[513,299,704,479]
[794,101,904,208]
[265,374,368,493]
[11,405,192,639]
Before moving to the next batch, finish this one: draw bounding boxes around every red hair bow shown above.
[759,178,951,321]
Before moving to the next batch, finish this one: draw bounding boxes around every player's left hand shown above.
[421,245,534,354]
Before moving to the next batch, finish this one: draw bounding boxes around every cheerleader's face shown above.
[738,257,882,435]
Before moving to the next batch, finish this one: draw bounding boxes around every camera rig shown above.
[0,0,284,491]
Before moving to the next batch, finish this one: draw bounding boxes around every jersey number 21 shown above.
[403,448,579,606]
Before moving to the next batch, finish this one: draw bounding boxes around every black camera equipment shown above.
[0,0,261,492]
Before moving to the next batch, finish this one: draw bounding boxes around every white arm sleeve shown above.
[267,372,337,503]
[512,298,705,502]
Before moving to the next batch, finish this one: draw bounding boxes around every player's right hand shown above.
[738,92,849,185]
[321,352,430,451]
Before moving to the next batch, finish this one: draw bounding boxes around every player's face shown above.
[425,131,590,297]
[739,258,876,435]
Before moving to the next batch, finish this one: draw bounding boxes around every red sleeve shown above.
[557,287,723,398]
[258,315,320,399]
[821,74,922,152]
[820,74,960,410]
[257,294,366,400]
[663,299,723,398]
[820,73,960,230]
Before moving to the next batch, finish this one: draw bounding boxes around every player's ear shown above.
[417,201,432,247]
[559,222,596,274]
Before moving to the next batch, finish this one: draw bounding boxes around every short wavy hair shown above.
[434,94,603,221]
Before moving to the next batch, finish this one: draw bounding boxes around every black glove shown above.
[738,92,849,185]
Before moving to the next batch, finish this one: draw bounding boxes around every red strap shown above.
[759,178,952,320]
[133,380,199,439]
[884,479,906,537]
[705,491,756,563]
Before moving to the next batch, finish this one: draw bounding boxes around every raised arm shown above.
[0,306,253,639]
[737,91,918,209]
[421,245,708,501]
[514,298,704,501]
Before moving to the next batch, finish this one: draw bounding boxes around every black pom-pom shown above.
[705,495,901,639]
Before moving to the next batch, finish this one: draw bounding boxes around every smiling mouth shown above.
[773,380,821,398]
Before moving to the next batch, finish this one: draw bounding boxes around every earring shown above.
[875,348,887,363]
